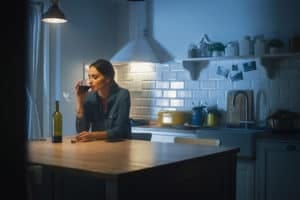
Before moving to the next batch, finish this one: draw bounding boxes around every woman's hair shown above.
[89,59,115,79]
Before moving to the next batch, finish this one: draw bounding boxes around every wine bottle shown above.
[52,100,62,143]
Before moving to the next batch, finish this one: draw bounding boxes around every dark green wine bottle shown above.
[52,100,62,143]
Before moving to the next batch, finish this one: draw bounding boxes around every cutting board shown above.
[226,90,254,126]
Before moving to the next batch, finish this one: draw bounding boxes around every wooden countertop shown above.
[27,138,239,178]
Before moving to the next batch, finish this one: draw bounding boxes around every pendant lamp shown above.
[42,0,67,23]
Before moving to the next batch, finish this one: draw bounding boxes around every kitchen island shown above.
[27,138,239,200]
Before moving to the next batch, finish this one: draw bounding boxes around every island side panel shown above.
[114,151,237,200]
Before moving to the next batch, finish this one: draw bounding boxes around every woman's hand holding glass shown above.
[75,80,90,101]
[75,79,90,118]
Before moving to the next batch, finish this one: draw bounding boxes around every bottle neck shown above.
[55,101,59,112]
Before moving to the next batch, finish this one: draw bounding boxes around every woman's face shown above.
[87,66,111,92]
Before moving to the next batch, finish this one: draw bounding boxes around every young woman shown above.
[75,59,131,142]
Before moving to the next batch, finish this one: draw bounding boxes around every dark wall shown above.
[5,0,28,199]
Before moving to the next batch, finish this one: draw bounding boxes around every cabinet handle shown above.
[286,145,296,151]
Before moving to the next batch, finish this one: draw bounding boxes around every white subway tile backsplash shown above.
[132,98,154,107]
[209,90,225,100]
[128,80,142,90]
[279,67,300,80]
[156,99,169,107]
[115,57,300,121]
[270,80,289,90]
[162,71,177,80]
[129,63,155,73]
[208,63,226,80]
[117,81,131,89]
[136,73,157,81]
[185,99,197,108]
[198,68,209,80]
[170,81,184,89]
[279,87,291,107]
[136,90,162,98]
[131,107,152,115]
[233,80,251,89]
[163,90,177,98]
[176,71,191,80]
[156,64,170,72]
[130,90,143,98]
[116,71,133,81]
[251,79,270,90]
[141,81,156,89]
[156,81,169,89]
[289,80,300,90]
[201,80,217,89]
[290,95,300,112]
[216,99,226,110]
[115,65,130,74]
[243,70,261,80]
[218,80,233,90]
[170,99,184,107]
[177,90,192,98]
[170,64,185,72]
[193,90,209,99]
[150,90,163,98]
[185,80,200,89]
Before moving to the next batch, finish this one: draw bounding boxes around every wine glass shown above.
[78,79,91,93]
[63,63,90,102]
[62,79,90,103]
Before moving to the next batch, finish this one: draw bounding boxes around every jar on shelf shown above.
[188,43,198,58]
[239,36,251,56]
[254,38,266,56]
[225,41,239,56]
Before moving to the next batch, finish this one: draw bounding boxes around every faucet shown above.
[232,90,250,128]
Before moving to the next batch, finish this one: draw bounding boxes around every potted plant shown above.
[208,42,225,57]
[268,39,284,54]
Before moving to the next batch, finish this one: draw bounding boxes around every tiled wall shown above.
[115,57,300,124]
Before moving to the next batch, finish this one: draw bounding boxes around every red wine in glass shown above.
[78,85,90,92]
[78,80,90,92]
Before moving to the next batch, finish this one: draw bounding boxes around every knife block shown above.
[226,90,254,126]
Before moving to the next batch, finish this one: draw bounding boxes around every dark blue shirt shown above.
[76,81,131,140]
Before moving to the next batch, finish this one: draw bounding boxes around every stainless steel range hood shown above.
[110,0,172,65]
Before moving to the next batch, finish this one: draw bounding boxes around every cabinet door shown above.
[236,160,255,200]
[256,140,300,200]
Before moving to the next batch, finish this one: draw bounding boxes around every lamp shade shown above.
[42,2,67,23]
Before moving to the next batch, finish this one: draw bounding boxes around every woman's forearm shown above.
[93,131,107,140]
[76,101,84,117]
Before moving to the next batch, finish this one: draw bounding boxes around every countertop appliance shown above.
[157,110,191,127]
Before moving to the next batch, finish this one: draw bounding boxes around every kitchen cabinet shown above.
[194,130,257,200]
[182,52,300,80]
[255,139,300,200]
[236,160,255,200]
[132,127,257,200]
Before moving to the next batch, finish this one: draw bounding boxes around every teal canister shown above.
[191,106,207,126]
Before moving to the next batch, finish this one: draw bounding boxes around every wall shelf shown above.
[182,52,300,80]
